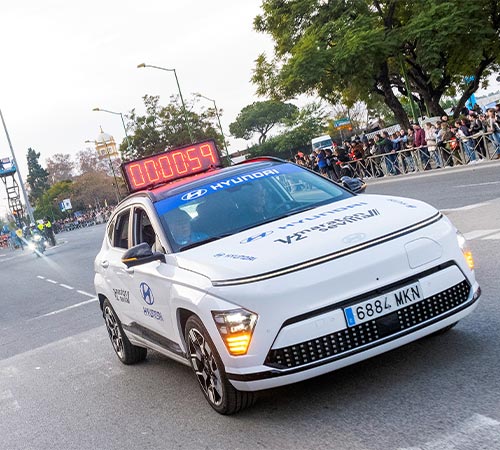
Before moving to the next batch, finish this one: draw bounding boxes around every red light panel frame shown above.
[121,140,221,193]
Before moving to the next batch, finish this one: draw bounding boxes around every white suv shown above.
[94,148,480,414]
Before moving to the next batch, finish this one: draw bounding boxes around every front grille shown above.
[265,279,470,369]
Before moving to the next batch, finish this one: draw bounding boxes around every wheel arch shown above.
[177,307,200,348]
[98,293,107,311]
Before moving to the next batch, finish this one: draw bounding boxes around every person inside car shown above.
[165,208,207,248]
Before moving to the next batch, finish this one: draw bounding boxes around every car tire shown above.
[430,321,459,337]
[185,315,256,415]
[102,299,147,364]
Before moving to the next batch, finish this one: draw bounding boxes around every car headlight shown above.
[457,231,474,270]
[212,308,258,356]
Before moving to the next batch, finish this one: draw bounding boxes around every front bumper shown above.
[227,264,480,392]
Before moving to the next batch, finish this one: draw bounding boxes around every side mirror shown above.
[122,242,166,268]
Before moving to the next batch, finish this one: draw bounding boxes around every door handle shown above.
[101,260,109,268]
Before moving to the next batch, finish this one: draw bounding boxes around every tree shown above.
[46,153,74,184]
[75,148,108,174]
[229,100,298,144]
[246,102,328,158]
[120,95,225,161]
[26,147,49,204]
[252,0,500,128]
[35,180,72,221]
[70,172,121,210]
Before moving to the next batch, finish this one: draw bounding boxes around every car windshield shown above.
[154,162,352,252]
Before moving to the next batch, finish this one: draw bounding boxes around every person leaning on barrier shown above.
[412,123,431,170]
[425,122,441,168]
[439,123,455,167]
[486,108,500,159]
[468,112,487,160]
[456,119,477,164]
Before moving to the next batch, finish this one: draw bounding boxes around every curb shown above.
[367,158,500,186]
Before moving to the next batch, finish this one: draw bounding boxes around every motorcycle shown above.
[28,233,49,257]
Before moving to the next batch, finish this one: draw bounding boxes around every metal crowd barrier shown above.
[339,132,500,179]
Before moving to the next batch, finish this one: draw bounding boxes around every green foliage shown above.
[253,0,500,125]
[229,100,298,144]
[120,95,225,161]
[246,102,328,158]
[26,148,49,204]
[34,180,73,220]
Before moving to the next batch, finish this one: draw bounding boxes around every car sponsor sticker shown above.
[213,252,257,261]
[140,282,154,305]
[387,198,418,208]
[113,288,130,303]
[274,209,380,244]
[239,202,370,244]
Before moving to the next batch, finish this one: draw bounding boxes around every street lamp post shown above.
[92,108,132,154]
[194,93,230,161]
[0,108,35,224]
[85,139,121,204]
[137,63,194,142]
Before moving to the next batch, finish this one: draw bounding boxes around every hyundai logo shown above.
[140,282,154,305]
[240,231,273,244]
[181,189,208,201]
[342,233,367,245]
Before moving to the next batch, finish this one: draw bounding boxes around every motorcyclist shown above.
[29,225,47,255]
[44,218,56,246]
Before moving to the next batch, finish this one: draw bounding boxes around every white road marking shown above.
[46,279,58,284]
[0,257,16,263]
[37,275,45,279]
[463,229,500,240]
[399,413,500,450]
[77,290,96,298]
[454,181,500,188]
[483,232,500,240]
[34,298,98,319]
[59,284,74,290]
[441,201,490,213]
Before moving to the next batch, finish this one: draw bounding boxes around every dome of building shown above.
[96,126,115,144]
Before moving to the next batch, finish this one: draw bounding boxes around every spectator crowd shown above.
[53,206,114,233]
[296,105,500,180]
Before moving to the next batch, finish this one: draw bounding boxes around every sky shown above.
[1,1,499,214]
[0,0,275,210]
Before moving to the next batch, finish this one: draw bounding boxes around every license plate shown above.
[344,281,423,327]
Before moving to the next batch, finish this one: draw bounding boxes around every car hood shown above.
[174,194,440,283]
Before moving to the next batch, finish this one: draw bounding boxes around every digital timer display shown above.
[121,140,221,193]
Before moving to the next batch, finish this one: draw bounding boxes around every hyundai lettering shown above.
[94,139,480,414]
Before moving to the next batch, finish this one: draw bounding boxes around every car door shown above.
[122,205,178,349]
[101,207,136,323]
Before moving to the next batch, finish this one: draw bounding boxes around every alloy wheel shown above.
[188,328,223,406]
[104,305,125,359]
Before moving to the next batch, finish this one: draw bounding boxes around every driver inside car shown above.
[165,208,207,247]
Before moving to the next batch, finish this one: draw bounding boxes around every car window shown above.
[133,207,160,251]
[113,209,130,249]
[154,162,352,252]
[107,218,115,244]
